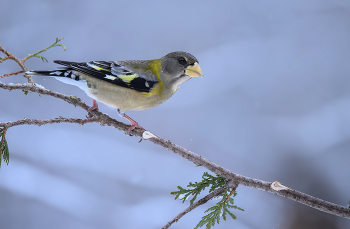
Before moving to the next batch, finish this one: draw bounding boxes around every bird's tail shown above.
[26,68,81,81]
[26,60,83,81]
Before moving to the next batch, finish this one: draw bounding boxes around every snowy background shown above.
[1,0,350,228]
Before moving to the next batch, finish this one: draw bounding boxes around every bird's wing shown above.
[53,60,158,93]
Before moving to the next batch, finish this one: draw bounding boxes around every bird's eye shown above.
[177,57,187,65]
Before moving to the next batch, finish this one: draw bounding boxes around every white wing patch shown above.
[50,71,62,75]
[105,75,118,80]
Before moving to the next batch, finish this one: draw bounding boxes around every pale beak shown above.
[185,62,203,77]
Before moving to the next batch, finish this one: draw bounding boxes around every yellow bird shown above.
[27,51,203,133]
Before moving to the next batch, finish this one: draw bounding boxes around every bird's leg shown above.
[123,114,145,133]
[117,109,145,134]
[87,99,99,118]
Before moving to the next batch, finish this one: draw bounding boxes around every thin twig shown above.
[221,186,237,209]
[0,44,27,71]
[1,82,350,219]
[21,37,65,63]
[162,183,232,229]
[0,44,33,84]
[0,70,24,78]
[0,56,13,62]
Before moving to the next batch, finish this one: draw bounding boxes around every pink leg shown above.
[87,99,99,117]
[123,114,145,134]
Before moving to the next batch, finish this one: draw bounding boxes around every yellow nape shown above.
[146,59,164,97]
[148,59,162,77]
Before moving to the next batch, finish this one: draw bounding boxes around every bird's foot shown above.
[87,99,99,118]
[127,122,145,134]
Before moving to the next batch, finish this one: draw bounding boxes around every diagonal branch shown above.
[2,83,350,219]
[148,137,350,219]
[0,117,100,129]
[1,70,25,79]
[1,82,350,219]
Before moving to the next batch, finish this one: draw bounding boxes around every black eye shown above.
[177,57,187,65]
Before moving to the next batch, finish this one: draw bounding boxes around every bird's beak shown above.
[185,62,203,77]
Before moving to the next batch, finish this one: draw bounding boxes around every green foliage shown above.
[171,172,244,229]
[33,55,49,63]
[25,37,66,62]
[194,189,244,229]
[171,172,226,205]
[0,128,9,167]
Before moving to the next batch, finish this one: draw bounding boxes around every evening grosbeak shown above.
[27,51,203,133]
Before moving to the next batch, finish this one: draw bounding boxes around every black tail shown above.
[26,60,84,81]
[26,69,81,81]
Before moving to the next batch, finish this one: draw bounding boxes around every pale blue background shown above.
[1,1,350,228]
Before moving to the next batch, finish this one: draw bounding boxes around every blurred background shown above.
[1,0,350,228]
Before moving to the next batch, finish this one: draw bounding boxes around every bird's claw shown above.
[87,99,99,118]
[127,123,145,135]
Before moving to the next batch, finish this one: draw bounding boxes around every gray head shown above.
[161,51,203,79]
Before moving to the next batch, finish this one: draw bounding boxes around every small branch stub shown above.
[142,130,158,140]
[271,181,293,191]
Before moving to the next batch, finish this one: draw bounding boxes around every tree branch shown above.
[0,117,100,129]
[0,82,143,135]
[1,42,350,227]
[147,136,350,219]
[1,38,65,84]
[1,70,25,78]
[1,81,350,220]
